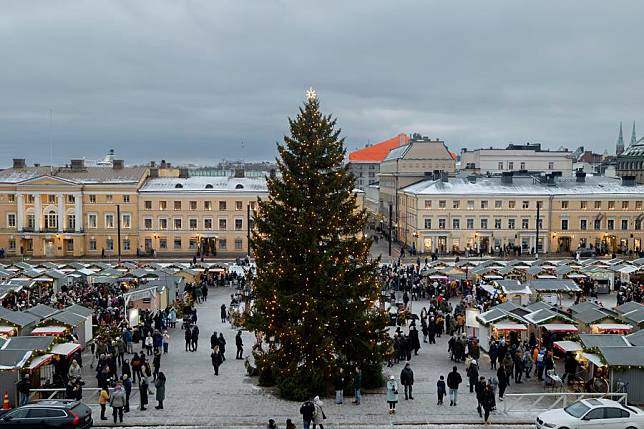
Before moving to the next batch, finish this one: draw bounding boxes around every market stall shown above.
[0,308,40,336]
[597,346,644,404]
[43,310,90,347]
[476,307,528,352]
[493,279,532,305]
[526,279,581,306]
[0,350,32,407]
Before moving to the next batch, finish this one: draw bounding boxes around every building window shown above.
[522,201,529,209]
[66,195,75,204]
[144,201,152,210]
[205,201,212,211]
[636,220,642,230]
[561,201,568,209]
[89,239,97,251]
[452,200,460,209]
[45,211,57,230]
[105,213,114,228]
[219,201,227,211]
[106,194,113,202]
[121,213,131,228]
[250,201,256,210]
[7,194,15,202]
[174,201,182,210]
[522,219,529,229]
[594,201,601,209]
[123,239,130,250]
[219,239,227,249]
[608,201,615,210]
[106,239,114,251]
[452,219,460,229]
[480,201,488,209]
[520,162,525,170]
[466,219,474,229]
[7,213,16,228]
[159,238,167,249]
[508,219,516,230]
[622,201,629,209]
[438,219,446,230]
[637,201,642,210]
[89,195,96,204]
[235,219,243,230]
[548,161,554,170]
[174,218,182,230]
[594,219,601,230]
[508,162,514,170]
[580,219,587,230]
[495,200,502,209]
[8,239,15,250]
[508,201,516,209]
[480,219,488,229]
[48,194,56,204]
[67,214,75,230]
[25,194,34,203]
[494,219,501,229]
[467,200,474,210]
[219,219,227,230]
[424,218,432,229]
[189,239,198,249]
[438,200,446,209]
[498,161,503,170]
[88,214,97,228]
[580,201,587,209]
[424,200,432,209]
[159,218,167,230]
[144,218,152,229]
[160,201,167,210]
[190,201,197,210]
[174,238,182,249]
[26,214,35,230]
[236,201,243,211]
[204,218,212,229]
[561,219,568,230]
[189,218,198,230]
[235,239,243,250]
[622,219,628,230]
[123,195,130,203]
[537,219,543,229]
[607,219,614,230]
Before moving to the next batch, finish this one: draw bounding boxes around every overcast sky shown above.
[1,1,643,166]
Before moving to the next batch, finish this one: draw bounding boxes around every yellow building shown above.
[0,159,147,258]
[399,172,644,255]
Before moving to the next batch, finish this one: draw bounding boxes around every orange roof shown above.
[349,133,410,162]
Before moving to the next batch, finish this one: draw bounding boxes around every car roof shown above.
[581,398,626,408]
[23,399,79,409]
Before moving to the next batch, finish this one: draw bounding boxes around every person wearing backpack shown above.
[300,399,315,429]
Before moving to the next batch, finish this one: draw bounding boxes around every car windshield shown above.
[564,401,591,418]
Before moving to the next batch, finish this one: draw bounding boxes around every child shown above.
[437,375,446,405]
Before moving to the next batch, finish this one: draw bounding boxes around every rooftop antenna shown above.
[49,109,53,174]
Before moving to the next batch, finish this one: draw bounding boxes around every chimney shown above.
[440,171,449,183]
[178,168,189,178]
[501,171,513,184]
[575,170,586,183]
[269,168,276,178]
[112,160,124,170]
[160,160,167,168]
[12,159,26,169]
[622,175,636,187]
[150,161,156,167]
[149,167,159,178]
[234,168,245,178]
[70,159,85,171]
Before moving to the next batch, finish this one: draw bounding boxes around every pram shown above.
[544,369,563,392]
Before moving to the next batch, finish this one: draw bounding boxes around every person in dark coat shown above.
[446,366,462,406]
[184,327,192,352]
[211,346,223,375]
[475,376,486,417]
[218,333,227,361]
[139,377,149,411]
[210,331,219,349]
[191,325,200,352]
[220,304,227,323]
[235,331,244,359]
[400,362,414,400]
[467,360,479,393]
[481,383,495,424]
[489,341,498,369]
[564,353,578,384]
[154,372,166,409]
[497,366,508,401]
[436,375,446,405]
[123,375,132,413]
[409,326,420,356]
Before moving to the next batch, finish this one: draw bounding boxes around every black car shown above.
[0,399,92,428]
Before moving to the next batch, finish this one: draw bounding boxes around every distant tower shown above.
[616,122,625,156]
[631,121,637,146]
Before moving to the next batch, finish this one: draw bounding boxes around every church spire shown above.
[617,121,625,156]
[631,121,637,146]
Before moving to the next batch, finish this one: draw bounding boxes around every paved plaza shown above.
[77,279,587,428]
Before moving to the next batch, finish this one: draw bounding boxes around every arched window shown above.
[175,183,183,189]
[235,184,244,189]
[45,210,58,230]
[205,184,213,189]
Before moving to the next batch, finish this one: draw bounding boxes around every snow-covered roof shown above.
[0,167,147,184]
[139,176,268,193]
[402,175,644,196]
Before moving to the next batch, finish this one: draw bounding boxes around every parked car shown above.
[0,399,92,428]
[536,398,644,429]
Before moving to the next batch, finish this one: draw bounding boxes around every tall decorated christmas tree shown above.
[247,89,389,400]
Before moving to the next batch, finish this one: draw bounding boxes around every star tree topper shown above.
[306,87,317,101]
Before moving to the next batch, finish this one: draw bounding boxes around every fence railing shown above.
[502,392,628,414]
[28,387,140,406]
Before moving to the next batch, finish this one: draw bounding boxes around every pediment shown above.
[17,175,79,187]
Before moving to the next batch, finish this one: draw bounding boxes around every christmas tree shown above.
[247,89,389,400]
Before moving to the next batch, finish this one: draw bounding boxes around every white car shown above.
[536,398,644,429]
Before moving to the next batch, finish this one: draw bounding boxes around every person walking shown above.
[400,362,414,400]
[352,366,362,405]
[191,325,200,352]
[139,374,149,411]
[110,381,126,424]
[211,346,223,375]
[154,372,166,409]
[162,330,170,354]
[220,304,227,323]
[185,326,192,352]
[334,368,345,405]
[131,353,142,384]
[218,333,227,361]
[210,331,219,350]
[497,366,508,401]
[446,366,462,406]
[99,387,109,420]
[152,349,161,380]
[386,375,399,415]
[312,396,325,429]
[475,376,487,417]
[123,375,132,413]
[235,330,244,359]
[481,383,495,425]
[300,398,315,429]
[467,359,479,393]
[436,375,446,405]
[144,333,153,356]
